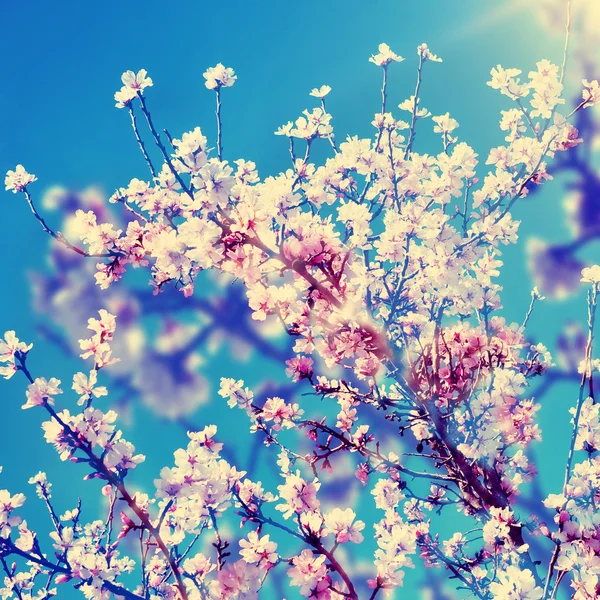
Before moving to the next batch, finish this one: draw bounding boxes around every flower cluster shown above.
[4,164,37,193]
[203,63,237,90]
[0,331,32,379]
[114,69,153,108]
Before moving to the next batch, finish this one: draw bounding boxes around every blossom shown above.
[288,108,333,139]
[488,65,528,98]
[274,121,293,136]
[203,63,237,90]
[417,42,442,62]
[5,165,37,193]
[188,424,223,453]
[23,377,62,410]
[0,489,25,538]
[182,553,214,581]
[369,43,403,67]
[570,397,600,453]
[0,331,32,379]
[261,396,303,430]
[483,507,514,549]
[488,566,543,600]
[114,69,153,108]
[72,370,108,405]
[172,126,209,161]
[582,79,600,108]
[543,493,566,510]
[371,479,404,512]
[581,264,600,284]
[239,531,278,568]
[372,517,419,590]
[531,286,545,300]
[212,559,262,599]
[14,520,34,552]
[528,59,564,118]
[287,549,330,598]
[432,112,458,134]
[443,532,467,559]
[78,309,119,367]
[121,69,153,92]
[398,95,430,117]
[276,471,320,519]
[309,85,332,98]
[219,377,254,409]
[285,356,314,382]
[28,471,50,497]
[323,507,365,544]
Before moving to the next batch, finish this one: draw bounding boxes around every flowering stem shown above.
[234,493,357,599]
[522,291,539,329]
[22,189,114,258]
[428,544,486,600]
[542,287,597,599]
[1,556,23,600]
[0,539,144,600]
[15,356,190,600]
[455,133,559,256]
[230,227,343,309]
[297,416,456,484]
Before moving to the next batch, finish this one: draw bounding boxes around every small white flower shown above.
[582,79,600,108]
[417,42,442,62]
[369,43,403,67]
[581,264,600,284]
[203,63,236,90]
[114,69,153,108]
[432,112,458,134]
[5,165,37,193]
[531,286,545,300]
[309,85,331,99]
[72,370,108,405]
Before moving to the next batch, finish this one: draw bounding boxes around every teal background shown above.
[0,0,597,598]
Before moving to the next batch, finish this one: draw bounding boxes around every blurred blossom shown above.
[527,238,584,299]
[28,185,288,424]
[556,321,588,373]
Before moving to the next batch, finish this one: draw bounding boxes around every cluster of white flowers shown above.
[203,63,237,90]
[4,164,37,193]
[0,330,32,379]
[114,69,153,108]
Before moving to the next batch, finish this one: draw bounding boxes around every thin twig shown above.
[215,87,223,161]
[560,0,572,85]
[129,105,157,178]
